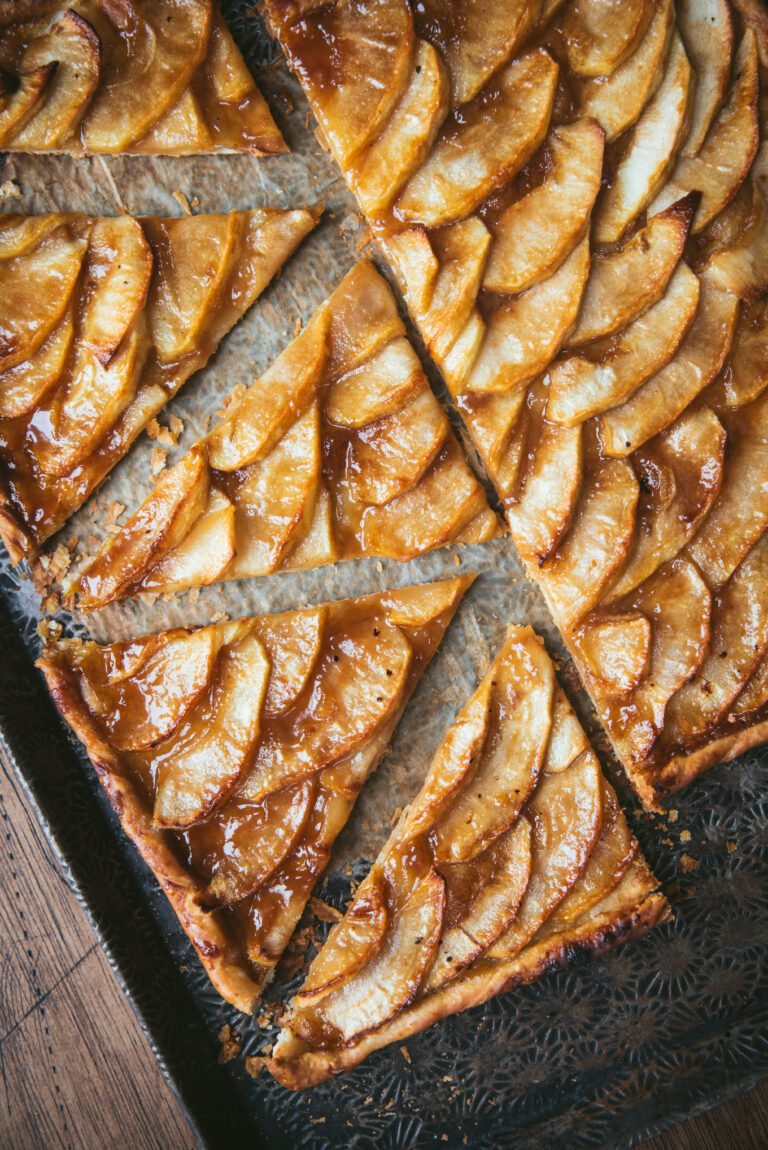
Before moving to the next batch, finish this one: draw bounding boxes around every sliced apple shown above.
[676,0,733,155]
[483,119,604,295]
[237,620,412,802]
[82,0,211,151]
[708,295,768,409]
[577,612,651,693]
[284,484,338,572]
[457,388,527,483]
[649,29,759,232]
[539,458,639,630]
[0,307,74,420]
[466,232,590,394]
[383,228,438,316]
[687,391,768,587]
[577,0,673,142]
[0,214,63,260]
[139,487,236,594]
[547,262,700,425]
[598,274,738,456]
[705,143,768,304]
[455,504,502,544]
[543,690,590,774]
[732,648,768,718]
[136,87,212,152]
[568,195,695,347]
[150,631,270,829]
[395,48,558,228]
[324,336,420,430]
[325,260,404,379]
[384,577,468,628]
[487,749,602,959]
[10,10,101,148]
[350,40,447,217]
[0,64,53,147]
[593,33,692,244]
[508,420,582,565]
[251,608,326,718]
[80,215,153,365]
[560,0,653,77]
[605,406,726,601]
[421,218,491,361]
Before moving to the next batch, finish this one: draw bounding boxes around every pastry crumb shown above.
[217,1023,241,1064]
[293,315,302,336]
[245,1056,267,1078]
[188,587,201,604]
[0,179,20,199]
[44,593,60,615]
[36,618,63,642]
[726,840,737,854]
[309,897,342,923]
[105,501,126,525]
[146,418,161,439]
[210,610,229,623]
[400,1046,411,1063]
[454,553,462,566]
[680,853,698,873]
[172,190,193,214]
[668,809,678,823]
[151,447,168,475]
[390,805,403,825]
[679,829,691,843]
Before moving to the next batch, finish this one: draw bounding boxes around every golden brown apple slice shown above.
[578,0,673,142]
[0,224,87,371]
[538,458,639,630]
[676,0,733,155]
[705,143,768,304]
[431,630,554,863]
[560,0,653,77]
[284,485,338,572]
[593,34,692,244]
[577,613,651,692]
[0,213,62,260]
[567,196,695,347]
[139,488,236,594]
[395,48,558,228]
[708,296,768,409]
[457,388,526,485]
[440,311,486,393]
[9,10,101,147]
[0,306,73,420]
[649,29,759,232]
[483,119,604,295]
[421,218,491,361]
[547,262,700,425]
[466,232,590,395]
[508,421,582,565]
[343,388,447,506]
[605,406,726,601]
[487,749,602,958]
[324,336,420,429]
[290,868,444,1048]
[325,259,405,378]
[0,64,53,146]
[598,274,738,456]
[149,631,270,829]
[350,40,447,217]
[77,216,153,365]
[81,0,211,151]
[251,609,326,718]
[137,88,212,152]
[687,391,768,587]
[544,690,591,774]
[732,648,768,719]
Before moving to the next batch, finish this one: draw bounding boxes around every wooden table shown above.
[1,741,765,1150]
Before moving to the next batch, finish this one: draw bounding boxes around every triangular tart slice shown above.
[0,206,319,563]
[37,575,472,1011]
[67,259,503,609]
[0,1,285,154]
[269,625,669,1088]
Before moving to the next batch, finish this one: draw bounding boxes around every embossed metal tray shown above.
[1,6,767,1148]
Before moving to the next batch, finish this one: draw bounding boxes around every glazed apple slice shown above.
[576,613,651,693]
[457,389,527,485]
[547,262,700,425]
[0,307,74,420]
[466,232,590,394]
[649,29,759,232]
[706,143,768,303]
[594,33,692,244]
[560,0,654,77]
[396,48,558,228]
[732,649,768,719]
[0,64,53,146]
[421,218,491,361]
[325,258,405,378]
[567,196,695,347]
[251,609,326,718]
[139,488,236,594]
[676,0,733,156]
[508,421,582,565]
[483,119,604,295]
[605,406,726,601]
[0,213,63,260]
[324,336,421,429]
[77,216,154,365]
[9,10,101,147]
[598,274,738,456]
[578,0,673,142]
[708,296,768,409]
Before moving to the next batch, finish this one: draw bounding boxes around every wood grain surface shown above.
[0,738,765,1150]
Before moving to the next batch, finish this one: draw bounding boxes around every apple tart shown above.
[37,576,471,1011]
[268,625,670,1088]
[0,206,319,564]
[66,259,502,610]
[265,0,768,806]
[0,1,285,154]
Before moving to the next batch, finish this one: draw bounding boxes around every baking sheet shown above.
[1,5,767,1147]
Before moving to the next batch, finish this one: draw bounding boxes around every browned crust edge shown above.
[268,886,671,1090]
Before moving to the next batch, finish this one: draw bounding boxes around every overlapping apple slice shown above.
[269,626,669,1089]
[37,576,472,1011]
[0,0,285,154]
[68,261,502,609]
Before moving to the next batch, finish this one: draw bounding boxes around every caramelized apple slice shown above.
[9,10,101,147]
[483,119,604,295]
[78,216,153,364]
[82,0,212,150]
[384,579,469,628]
[544,690,591,773]
[539,459,639,629]
[324,336,420,429]
[344,388,447,506]
[150,631,270,828]
[0,213,62,260]
[578,0,673,142]
[422,218,491,360]
[598,274,738,456]
[252,609,326,718]
[458,388,526,483]
[350,41,448,216]
[732,648,768,719]
[568,196,695,347]
[577,613,651,692]
[594,34,692,244]
[466,232,590,394]
[0,64,53,146]
[706,143,768,303]
[677,0,733,155]
[139,488,236,594]
[0,307,73,420]
[508,421,582,564]
[605,406,726,601]
[432,630,554,862]
[650,29,759,232]
[560,0,653,77]
[487,749,603,958]
[290,869,444,1048]
[708,296,768,409]
[687,391,768,587]
[396,48,558,228]
[547,262,700,425]
[326,261,406,380]
[284,485,338,572]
